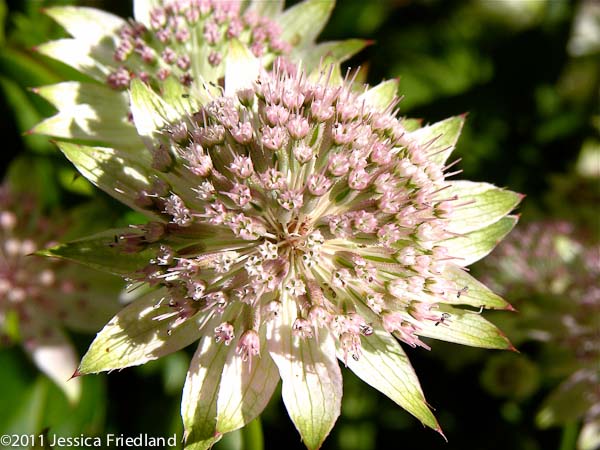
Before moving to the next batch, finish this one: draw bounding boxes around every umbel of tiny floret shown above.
[33,0,366,152]
[49,63,522,450]
[108,0,290,89]
[36,0,364,95]
[0,183,119,402]
[479,221,599,439]
[134,67,467,354]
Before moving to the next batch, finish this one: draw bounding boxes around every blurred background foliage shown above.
[0,0,598,449]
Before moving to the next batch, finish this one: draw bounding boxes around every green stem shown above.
[559,421,579,450]
[241,417,264,450]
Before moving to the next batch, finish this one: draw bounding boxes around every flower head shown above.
[0,182,122,402]
[478,220,599,436]
[32,0,367,149]
[111,66,516,357]
[109,0,291,89]
[48,61,522,449]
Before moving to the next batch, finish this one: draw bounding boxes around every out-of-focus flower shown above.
[31,0,366,151]
[568,0,600,57]
[479,220,600,450]
[43,55,521,449]
[0,181,122,403]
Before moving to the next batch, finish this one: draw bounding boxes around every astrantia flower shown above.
[32,0,366,150]
[107,0,292,89]
[0,182,121,402]
[46,60,522,449]
[479,221,599,448]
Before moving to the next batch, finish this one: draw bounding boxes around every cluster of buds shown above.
[479,220,599,430]
[0,187,81,338]
[108,0,290,89]
[33,0,366,155]
[480,221,599,345]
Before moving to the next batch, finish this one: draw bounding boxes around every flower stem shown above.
[559,421,578,450]
[241,417,264,450]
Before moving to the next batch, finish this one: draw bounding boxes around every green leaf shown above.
[0,46,63,89]
[445,181,522,234]
[536,371,596,428]
[31,82,141,149]
[5,156,61,207]
[0,76,53,154]
[62,200,137,239]
[239,418,264,450]
[360,79,399,110]
[278,0,334,52]
[440,264,513,310]
[79,289,209,374]
[216,331,279,433]
[413,305,514,350]
[39,228,158,276]
[0,0,5,46]
[182,336,228,450]
[0,351,30,431]
[44,6,125,42]
[298,39,368,72]
[408,115,466,165]
[160,351,190,395]
[443,215,519,266]
[44,375,108,440]
[2,309,20,343]
[36,38,114,82]
[58,166,96,196]
[268,293,342,450]
[340,318,441,433]
[0,375,48,437]
[55,141,156,214]
[224,40,260,97]
[0,352,107,438]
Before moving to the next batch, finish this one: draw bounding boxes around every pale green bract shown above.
[32,0,366,150]
[32,2,522,449]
